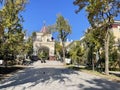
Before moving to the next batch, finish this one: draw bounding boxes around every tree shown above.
[74,0,120,75]
[0,0,27,38]
[38,46,49,60]
[55,14,71,63]
[0,0,27,65]
[84,31,96,71]
[69,41,84,65]
[55,41,63,60]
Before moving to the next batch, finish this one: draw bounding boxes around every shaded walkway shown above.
[0,61,120,90]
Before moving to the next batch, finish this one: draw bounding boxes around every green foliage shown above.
[74,0,120,27]
[69,41,84,64]
[56,14,71,42]
[82,27,115,69]
[37,46,49,60]
[55,14,71,62]
[55,41,63,59]
[23,36,33,56]
[38,51,46,60]
[0,0,27,29]
[73,0,120,74]
[0,0,27,65]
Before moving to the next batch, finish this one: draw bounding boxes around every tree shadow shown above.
[0,67,79,90]
[0,66,120,90]
[77,78,120,90]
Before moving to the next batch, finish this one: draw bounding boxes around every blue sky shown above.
[22,0,90,40]
[22,0,120,40]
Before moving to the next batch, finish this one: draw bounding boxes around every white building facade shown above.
[33,25,55,60]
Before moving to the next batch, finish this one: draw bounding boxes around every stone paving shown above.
[0,60,120,90]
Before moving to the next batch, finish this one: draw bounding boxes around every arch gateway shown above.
[33,25,55,60]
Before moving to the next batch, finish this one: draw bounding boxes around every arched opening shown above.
[37,46,49,60]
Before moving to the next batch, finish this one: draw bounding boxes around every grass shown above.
[67,65,120,83]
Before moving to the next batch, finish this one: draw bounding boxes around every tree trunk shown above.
[105,33,109,75]
[92,59,95,71]
[91,47,94,71]
[62,41,65,64]
[118,53,120,69]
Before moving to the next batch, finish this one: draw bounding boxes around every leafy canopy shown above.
[56,14,71,42]
[74,0,120,28]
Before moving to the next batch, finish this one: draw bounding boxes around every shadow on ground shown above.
[0,66,120,90]
[78,78,120,90]
[0,67,78,89]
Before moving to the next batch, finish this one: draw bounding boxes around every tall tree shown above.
[74,0,120,75]
[55,15,71,63]
[83,29,97,71]
[0,0,27,65]
[83,27,115,71]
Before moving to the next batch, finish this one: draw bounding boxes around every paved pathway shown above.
[0,61,120,90]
